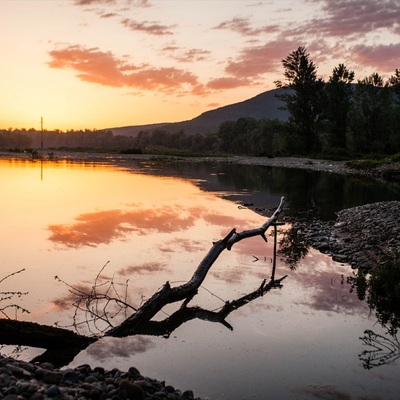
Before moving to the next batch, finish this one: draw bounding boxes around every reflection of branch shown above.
[123,276,287,337]
[0,268,30,319]
[359,328,400,369]
[107,196,285,337]
[54,261,136,335]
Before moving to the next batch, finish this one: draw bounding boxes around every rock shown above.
[41,370,62,384]
[118,379,145,400]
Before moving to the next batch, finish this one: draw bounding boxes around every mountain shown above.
[109,87,289,137]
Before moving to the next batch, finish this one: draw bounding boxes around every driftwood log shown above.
[0,197,285,367]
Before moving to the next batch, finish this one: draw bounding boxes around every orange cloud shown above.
[206,76,254,90]
[48,44,201,94]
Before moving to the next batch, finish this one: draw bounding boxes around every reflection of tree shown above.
[348,252,400,335]
[359,326,400,370]
[347,252,400,369]
[0,198,286,368]
[278,225,309,269]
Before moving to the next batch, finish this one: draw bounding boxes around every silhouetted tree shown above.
[324,64,355,149]
[275,46,325,153]
[348,73,392,152]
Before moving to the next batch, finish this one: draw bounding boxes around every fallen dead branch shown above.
[0,196,286,367]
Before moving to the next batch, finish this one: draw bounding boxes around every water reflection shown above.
[359,326,400,370]
[128,160,400,220]
[1,157,400,400]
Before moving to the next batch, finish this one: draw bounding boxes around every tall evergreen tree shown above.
[349,73,391,152]
[275,46,325,153]
[324,64,355,149]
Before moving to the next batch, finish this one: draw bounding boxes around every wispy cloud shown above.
[206,76,254,90]
[306,0,400,37]
[351,43,400,73]
[224,39,298,79]
[213,17,279,36]
[121,18,175,35]
[74,0,151,7]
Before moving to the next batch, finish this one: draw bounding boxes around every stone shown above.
[118,379,145,400]
[42,370,62,384]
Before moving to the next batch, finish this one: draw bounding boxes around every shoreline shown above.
[2,150,399,181]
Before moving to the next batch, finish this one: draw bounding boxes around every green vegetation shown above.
[346,153,400,169]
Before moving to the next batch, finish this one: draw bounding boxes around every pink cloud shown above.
[121,18,175,35]
[305,0,400,37]
[175,49,212,63]
[213,17,279,36]
[224,39,299,78]
[351,43,400,73]
[74,0,150,7]
[48,44,201,94]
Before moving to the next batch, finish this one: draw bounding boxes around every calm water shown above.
[1,156,399,400]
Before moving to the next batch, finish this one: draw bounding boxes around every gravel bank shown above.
[292,201,400,272]
[0,356,201,400]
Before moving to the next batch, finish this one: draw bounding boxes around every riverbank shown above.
[2,150,399,181]
[291,201,400,272]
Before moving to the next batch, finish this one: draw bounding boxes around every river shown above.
[0,155,399,399]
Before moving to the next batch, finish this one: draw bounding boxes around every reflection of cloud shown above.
[158,238,207,254]
[87,336,155,360]
[53,284,89,310]
[48,205,197,248]
[298,383,351,400]
[119,262,167,275]
[292,253,369,315]
[48,204,261,249]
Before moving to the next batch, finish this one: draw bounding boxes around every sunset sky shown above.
[1,0,399,131]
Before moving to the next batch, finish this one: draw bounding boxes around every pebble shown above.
[0,356,204,400]
[289,201,400,272]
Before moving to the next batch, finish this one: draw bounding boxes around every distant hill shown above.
[108,88,289,137]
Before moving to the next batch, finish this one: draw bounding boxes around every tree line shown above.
[1,46,399,157]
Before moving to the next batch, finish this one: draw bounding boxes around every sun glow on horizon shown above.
[1,0,399,130]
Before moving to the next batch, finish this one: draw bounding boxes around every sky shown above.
[1,0,399,131]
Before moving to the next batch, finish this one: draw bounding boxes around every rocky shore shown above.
[0,356,201,400]
[291,200,400,272]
